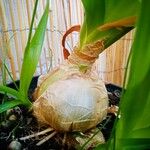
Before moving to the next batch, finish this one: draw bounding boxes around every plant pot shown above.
[0,76,122,150]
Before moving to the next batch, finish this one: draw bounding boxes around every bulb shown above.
[33,62,108,132]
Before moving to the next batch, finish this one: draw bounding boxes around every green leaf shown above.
[116,0,150,139]
[131,127,150,138]
[19,0,49,98]
[80,0,105,46]
[0,85,32,107]
[104,0,140,24]
[103,0,150,149]
[0,99,22,113]
[80,0,140,48]
[0,85,21,99]
[118,138,150,150]
[26,0,39,45]
[3,63,19,89]
[94,144,107,150]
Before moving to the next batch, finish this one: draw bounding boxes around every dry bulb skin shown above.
[33,40,108,132]
[68,40,105,69]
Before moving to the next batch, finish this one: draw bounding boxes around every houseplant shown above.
[1,0,150,149]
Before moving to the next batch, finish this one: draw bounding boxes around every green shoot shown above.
[0,0,49,112]
[79,0,140,50]
[19,0,49,100]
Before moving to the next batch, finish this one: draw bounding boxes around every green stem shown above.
[3,63,19,90]
[1,63,6,86]
[26,0,38,46]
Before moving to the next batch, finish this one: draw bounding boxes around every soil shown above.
[0,76,122,150]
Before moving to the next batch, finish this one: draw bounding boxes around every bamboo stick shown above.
[45,1,53,72]
[49,1,55,68]
[16,0,27,53]
[105,30,134,86]
[55,0,64,64]
[61,0,69,60]
[26,0,32,28]
[41,0,50,71]
[22,0,29,38]
[49,11,54,68]
[113,39,124,85]
[8,0,22,74]
[76,0,81,24]
[0,58,2,69]
[123,31,133,82]
[122,33,129,85]
[0,36,3,70]
[26,0,43,75]
[0,32,6,73]
[61,0,68,30]
[68,0,74,48]
[50,1,57,64]
[0,1,17,80]
[105,47,112,83]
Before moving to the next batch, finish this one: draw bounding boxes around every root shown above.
[36,131,57,146]
[62,133,67,147]
[19,127,54,140]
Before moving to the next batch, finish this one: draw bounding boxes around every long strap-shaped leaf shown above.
[116,0,150,139]
[0,100,23,113]
[19,0,49,98]
[0,86,20,99]
[80,0,140,48]
[103,0,150,149]
[0,0,49,112]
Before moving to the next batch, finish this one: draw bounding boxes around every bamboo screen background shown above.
[0,0,133,86]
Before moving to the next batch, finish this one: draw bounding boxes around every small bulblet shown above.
[33,64,108,132]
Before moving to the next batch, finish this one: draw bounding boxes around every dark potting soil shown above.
[0,76,122,150]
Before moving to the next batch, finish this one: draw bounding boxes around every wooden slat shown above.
[16,0,27,53]
[55,0,63,64]
[8,0,22,74]
[113,39,124,85]
[61,0,68,30]
[105,46,114,83]
[68,0,74,48]
[49,0,55,68]
[0,0,17,80]
[105,31,133,86]
[41,0,52,72]
[76,0,80,24]
[26,0,32,28]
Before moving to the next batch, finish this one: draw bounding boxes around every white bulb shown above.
[33,63,108,132]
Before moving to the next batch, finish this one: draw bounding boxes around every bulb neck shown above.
[68,40,104,71]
